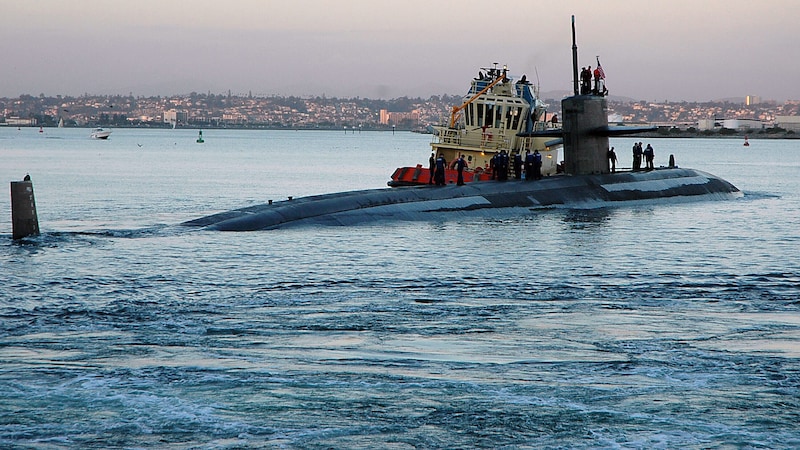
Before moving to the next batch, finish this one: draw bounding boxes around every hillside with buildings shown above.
[2,92,800,136]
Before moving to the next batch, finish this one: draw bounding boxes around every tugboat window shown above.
[511,107,522,130]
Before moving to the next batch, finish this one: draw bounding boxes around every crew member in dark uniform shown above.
[607,146,617,173]
[489,153,497,180]
[633,142,643,171]
[428,152,435,184]
[524,150,534,181]
[513,152,522,180]
[580,66,592,95]
[644,144,655,170]
[456,154,467,186]
[435,154,447,186]
[497,150,509,181]
[533,149,542,180]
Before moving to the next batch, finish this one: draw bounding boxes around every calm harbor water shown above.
[1,127,799,449]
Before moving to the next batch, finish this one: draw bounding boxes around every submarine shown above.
[182,17,741,232]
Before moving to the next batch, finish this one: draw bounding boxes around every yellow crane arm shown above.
[448,74,507,128]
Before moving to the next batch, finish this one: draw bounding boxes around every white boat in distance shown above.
[90,128,112,139]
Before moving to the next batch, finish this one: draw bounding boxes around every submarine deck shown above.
[182,168,741,231]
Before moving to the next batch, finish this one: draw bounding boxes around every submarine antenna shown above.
[571,15,579,96]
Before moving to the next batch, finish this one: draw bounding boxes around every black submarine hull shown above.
[182,168,741,231]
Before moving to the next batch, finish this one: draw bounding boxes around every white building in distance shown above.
[775,115,800,132]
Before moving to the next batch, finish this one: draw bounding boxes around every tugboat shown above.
[389,63,562,186]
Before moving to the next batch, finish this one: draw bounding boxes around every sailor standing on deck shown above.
[607,147,617,173]
[513,152,522,180]
[644,144,655,170]
[533,150,543,180]
[428,153,435,184]
[456,154,467,186]
[435,153,447,185]
[633,142,643,171]
[524,150,534,181]
[498,150,509,181]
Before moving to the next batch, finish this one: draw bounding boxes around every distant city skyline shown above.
[2,1,799,102]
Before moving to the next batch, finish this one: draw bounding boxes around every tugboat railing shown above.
[437,128,462,146]
[434,127,514,153]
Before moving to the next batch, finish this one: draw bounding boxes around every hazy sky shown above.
[2,0,798,101]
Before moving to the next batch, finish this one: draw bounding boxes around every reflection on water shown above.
[562,208,614,227]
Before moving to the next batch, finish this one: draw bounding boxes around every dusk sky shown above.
[2,0,798,102]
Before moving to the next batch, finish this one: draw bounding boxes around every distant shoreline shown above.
[633,130,799,140]
[4,124,799,139]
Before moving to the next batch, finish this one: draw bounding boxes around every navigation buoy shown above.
[10,175,40,240]
[197,130,205,143]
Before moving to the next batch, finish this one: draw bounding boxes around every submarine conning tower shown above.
[561,14,610,176]
[516,16,656,175]
[561,95,609,175]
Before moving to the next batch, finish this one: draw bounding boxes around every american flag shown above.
[596,57,605,79]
